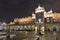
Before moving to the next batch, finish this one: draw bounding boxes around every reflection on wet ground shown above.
[11,31,60,40]
[0,31,60,40]
[11,31,39,40]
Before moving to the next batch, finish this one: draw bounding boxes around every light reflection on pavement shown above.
[0,31,60,40]
[11,31,60,40]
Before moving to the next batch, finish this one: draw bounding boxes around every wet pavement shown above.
[39,31,60,40]
[10,31,60,40]
[11,31,39,40]
[0,31,60,40]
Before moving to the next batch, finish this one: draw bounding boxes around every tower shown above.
[35,4,45,34]
[35,4,45,23]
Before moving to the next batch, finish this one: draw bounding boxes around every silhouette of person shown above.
[53,27,57,32]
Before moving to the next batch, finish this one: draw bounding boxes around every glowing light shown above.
[35,4,45,13]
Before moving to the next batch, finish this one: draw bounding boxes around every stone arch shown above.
[52,25,58,31]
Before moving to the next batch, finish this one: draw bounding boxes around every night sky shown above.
[0,0,60,23]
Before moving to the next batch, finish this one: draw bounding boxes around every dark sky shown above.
[0,0,60,22]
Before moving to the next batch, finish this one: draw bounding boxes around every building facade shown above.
[7,4,60,32]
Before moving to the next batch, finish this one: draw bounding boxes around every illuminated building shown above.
[35,4,45,34]
[53,13,60,22]
[7,4,60,32]
[35,4,45,23]
[14,16,34,24]
[44,12,60,23]
[44,10,53,23]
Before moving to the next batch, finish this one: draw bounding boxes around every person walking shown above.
[53,27,58,40]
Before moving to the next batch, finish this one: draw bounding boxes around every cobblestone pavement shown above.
[11,31,60,40]
[39,32,59,40]
[0,31,60,40]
